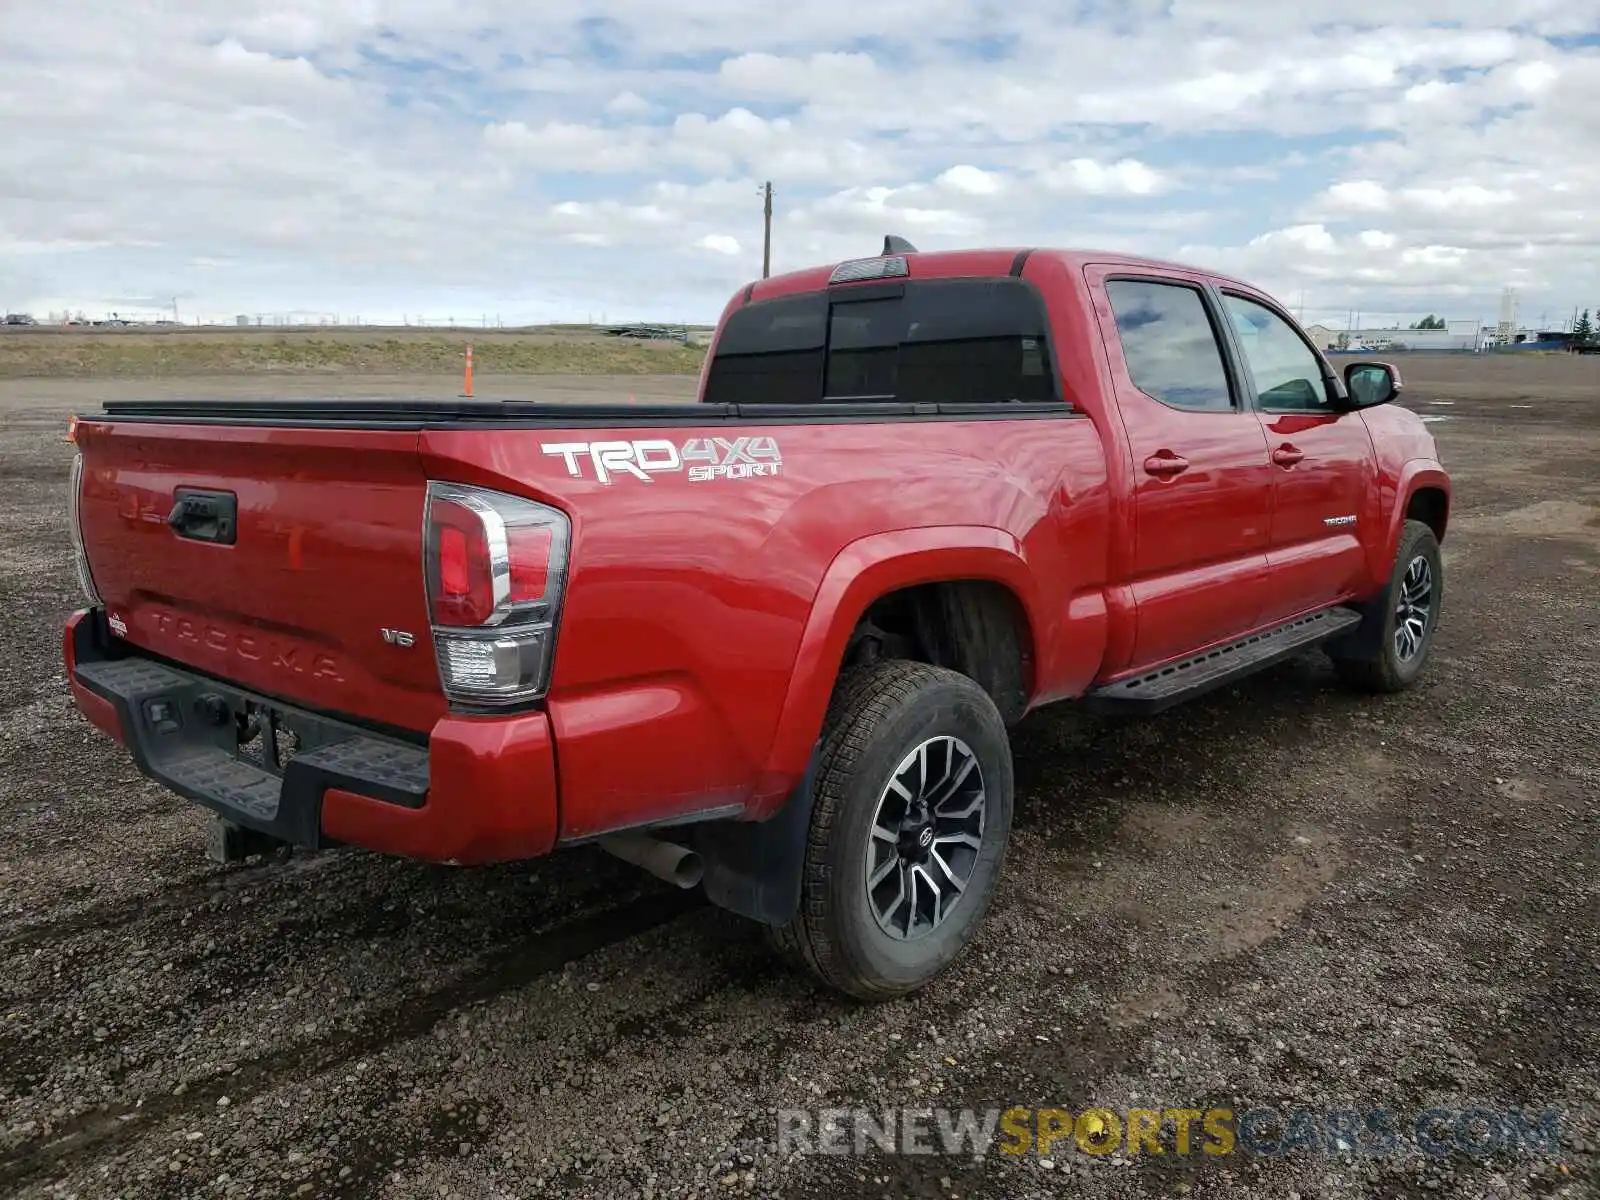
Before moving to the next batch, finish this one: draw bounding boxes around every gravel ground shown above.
[1,368,1596,1199]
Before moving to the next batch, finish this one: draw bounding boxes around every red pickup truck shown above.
[64,242,1449,1000]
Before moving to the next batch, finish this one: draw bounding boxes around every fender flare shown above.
[1383,461,1451,570]
[1337,461,1451,661]
[744,525,1042,820]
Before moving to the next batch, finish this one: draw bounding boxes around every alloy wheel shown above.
[864,736,987,940]
[1394,554,1434,662]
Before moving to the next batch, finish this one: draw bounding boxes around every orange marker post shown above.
[461,343,474,398]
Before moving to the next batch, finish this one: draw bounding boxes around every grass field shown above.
[0,327,708,378]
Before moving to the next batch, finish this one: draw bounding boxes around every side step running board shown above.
[1084,607,1362,715]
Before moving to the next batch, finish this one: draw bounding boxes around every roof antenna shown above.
[882,235,918,255]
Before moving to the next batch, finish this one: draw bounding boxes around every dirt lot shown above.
[1,358,1597,1199]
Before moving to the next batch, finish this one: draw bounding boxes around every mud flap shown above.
[694,752,818,927]
[1324,596,1384,661]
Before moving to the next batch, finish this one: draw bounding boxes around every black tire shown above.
[1328,519,1444,693]
[766,659,1014,1001]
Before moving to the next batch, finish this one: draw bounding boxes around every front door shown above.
[1088,270,1276,670]
[1215,291,1378,622]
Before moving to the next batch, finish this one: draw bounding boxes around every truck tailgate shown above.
[75,420,445,733]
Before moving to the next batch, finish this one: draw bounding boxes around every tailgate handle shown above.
[168,489,238,545]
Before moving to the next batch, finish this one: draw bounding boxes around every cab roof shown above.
[743,245,1262,305]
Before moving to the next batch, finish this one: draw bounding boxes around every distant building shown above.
[1492,329,1576,350]
[236,315,251,326]
[1307,322,1484,353]
[1302,324,1341,350]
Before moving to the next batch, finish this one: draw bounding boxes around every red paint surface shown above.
[68,248,1448,863]
[321,711,559,864]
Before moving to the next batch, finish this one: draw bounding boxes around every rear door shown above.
[1214,289,1378,621]
[1087,268,1276,669]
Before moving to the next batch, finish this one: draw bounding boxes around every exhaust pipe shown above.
[598,832,703,889]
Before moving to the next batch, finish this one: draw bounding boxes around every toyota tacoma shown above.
[63,241,1450,1000]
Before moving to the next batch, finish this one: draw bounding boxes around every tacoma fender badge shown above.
[1323,515,1358,527]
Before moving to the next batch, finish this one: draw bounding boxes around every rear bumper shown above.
[63,608,559,864]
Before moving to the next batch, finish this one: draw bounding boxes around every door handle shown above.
[1143,451,1189,477]
[167,488,238,544]
[1272,445,1304,467]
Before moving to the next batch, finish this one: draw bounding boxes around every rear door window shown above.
[1104,279,1235,412]
[703,278,1057,405]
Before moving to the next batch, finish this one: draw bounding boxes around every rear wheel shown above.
[1329,518,1444,692]
[766,660,1014,1001]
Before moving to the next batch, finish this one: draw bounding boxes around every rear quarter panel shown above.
[421,413,1110,838]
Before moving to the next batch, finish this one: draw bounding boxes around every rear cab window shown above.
[703,278,1059,406]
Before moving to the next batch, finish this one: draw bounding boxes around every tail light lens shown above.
[423,482,570,706]
[68,450,101,605]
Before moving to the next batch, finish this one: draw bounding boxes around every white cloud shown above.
[1401,185,1517,211]
[1326,181,1392,212]
[1401,244,1469,267]
[1040,158,1169,196]
[0,0,1596,323]
[1404,80,1458,107]
[1250,225,1339,254]
[1512,60,1561,93]
[937,165,1004,196]
[605,91,653,116]
[802,185,986,238]
[716,51,880,96]
[483,120,650,172]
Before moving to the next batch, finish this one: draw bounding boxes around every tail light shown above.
[68,450,101,605]
[423,482,570,706]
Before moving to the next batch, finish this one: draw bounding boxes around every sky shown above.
[2,2,1598,329]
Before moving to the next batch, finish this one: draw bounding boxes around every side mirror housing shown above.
[1342,360,1402,409]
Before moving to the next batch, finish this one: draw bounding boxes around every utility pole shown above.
[761,180,773,279]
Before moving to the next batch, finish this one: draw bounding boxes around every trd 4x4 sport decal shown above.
[541,436,782,485]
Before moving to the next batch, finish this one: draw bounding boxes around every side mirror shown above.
[1342,360,1402,409]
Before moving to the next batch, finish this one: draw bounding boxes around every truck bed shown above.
[73,397,1110,842]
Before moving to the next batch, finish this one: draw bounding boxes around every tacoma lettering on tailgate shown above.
[147,608,345,682]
